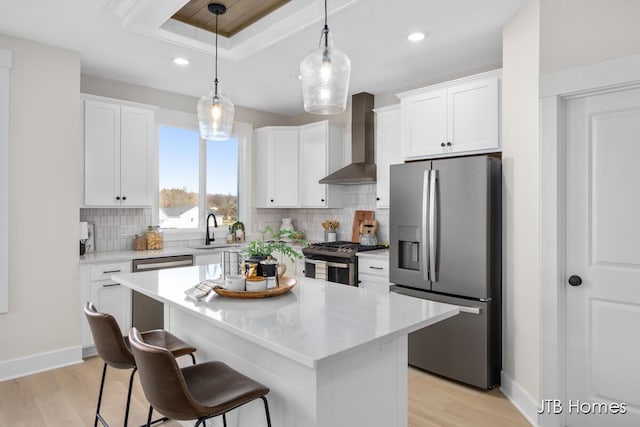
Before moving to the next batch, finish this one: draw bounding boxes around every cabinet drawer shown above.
[358,257,389,279]
[90,262,131,281]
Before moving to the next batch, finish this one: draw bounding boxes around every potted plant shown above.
[243,226,306,274]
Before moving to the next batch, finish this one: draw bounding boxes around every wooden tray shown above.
[213,276,296,299]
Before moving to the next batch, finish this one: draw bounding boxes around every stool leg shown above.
[261,397,272,427]
[146,405,154,427]
[190,353,196,365]
[123,367,137,427]
[94,363,108,427]
[222,413,226,427]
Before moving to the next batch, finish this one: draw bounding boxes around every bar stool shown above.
[84,302,197,427]
[129,326,272,427]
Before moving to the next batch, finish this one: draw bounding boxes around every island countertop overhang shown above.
[112,266,459,368]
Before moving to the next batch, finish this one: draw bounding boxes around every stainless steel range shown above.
[302,241,388,286]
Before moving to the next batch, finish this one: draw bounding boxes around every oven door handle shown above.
[305,259,350,269]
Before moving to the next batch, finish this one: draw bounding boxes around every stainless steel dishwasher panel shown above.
[132,255,194,331]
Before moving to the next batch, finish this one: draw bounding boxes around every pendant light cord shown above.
[323,0,329,48]
[214,10,219,97]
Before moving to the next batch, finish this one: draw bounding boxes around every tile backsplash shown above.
[82,184,389,252]
[80,208,151,251]
[252,184,389,244]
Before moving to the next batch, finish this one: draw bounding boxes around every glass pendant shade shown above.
[300,30,351,114]
[198,87,234,140]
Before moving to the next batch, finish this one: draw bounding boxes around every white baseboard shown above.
[0,346,83,381]
[500,370,541,427]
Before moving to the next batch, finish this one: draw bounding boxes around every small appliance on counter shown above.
[79,222,88,255]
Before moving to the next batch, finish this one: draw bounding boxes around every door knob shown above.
[568,275,582,287]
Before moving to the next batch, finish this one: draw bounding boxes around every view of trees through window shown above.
[158,126,238,229]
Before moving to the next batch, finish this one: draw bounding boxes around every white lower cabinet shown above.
[81,261,132,355]
[357,253,390,293]
[195,252,222,266]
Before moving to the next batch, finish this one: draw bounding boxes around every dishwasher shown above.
[131,255,194,331]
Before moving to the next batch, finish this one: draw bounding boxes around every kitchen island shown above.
[112,266,459,427]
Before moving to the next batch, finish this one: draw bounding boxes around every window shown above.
[158,124,239,231]
[206,138,238,226]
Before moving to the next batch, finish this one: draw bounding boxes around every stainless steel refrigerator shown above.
[389,155,501,389]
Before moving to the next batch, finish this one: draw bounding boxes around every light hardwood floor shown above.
[0,357,531,427]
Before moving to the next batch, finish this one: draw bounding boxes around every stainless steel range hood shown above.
[319,92,376,184]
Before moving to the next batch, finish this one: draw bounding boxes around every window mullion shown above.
[199,136,207,231]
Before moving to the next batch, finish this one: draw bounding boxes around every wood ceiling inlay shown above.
[172,0,292,38]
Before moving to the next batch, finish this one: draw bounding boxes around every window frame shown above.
[153,108,252,242]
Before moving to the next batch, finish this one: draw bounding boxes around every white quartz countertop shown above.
[112,266,459,368]
[80,243,244,264]
[356,249,390,259]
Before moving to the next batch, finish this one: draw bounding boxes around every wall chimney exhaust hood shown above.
[319,92,376,185]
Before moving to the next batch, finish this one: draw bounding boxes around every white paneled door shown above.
[565,87,640,426]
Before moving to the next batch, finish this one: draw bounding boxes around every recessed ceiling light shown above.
[173,57,189,66]
[407,32,426,42]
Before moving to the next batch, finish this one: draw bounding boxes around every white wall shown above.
[0,34,81,376]
[81,74,290,128]
[501,0,541,412]
[540,0,640,74]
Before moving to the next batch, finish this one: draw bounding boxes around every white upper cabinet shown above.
[83,97,155,207]
[398,70,500,160]
[373,105,402,209]
[254,127,299,208]
[299,121,343,208]
[254,121,343,209]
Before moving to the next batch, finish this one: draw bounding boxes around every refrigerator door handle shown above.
[458,306,481,315]
[428,169,438,282]
[422,170,430,281]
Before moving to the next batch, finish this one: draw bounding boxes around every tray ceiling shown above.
[172,0,292,38]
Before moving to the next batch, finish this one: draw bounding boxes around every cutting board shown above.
[351,210,374,242]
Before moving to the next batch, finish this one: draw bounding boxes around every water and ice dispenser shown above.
[397,226,421,271]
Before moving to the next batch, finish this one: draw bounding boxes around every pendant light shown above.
[197,3,234,140]
[299,0,351,114]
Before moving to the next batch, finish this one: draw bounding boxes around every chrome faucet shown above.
[205,213,218,245]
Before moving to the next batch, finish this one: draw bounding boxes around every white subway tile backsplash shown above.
[252,183,389,244]
[81,207,151,252]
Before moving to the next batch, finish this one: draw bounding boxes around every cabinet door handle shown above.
[270,199,274,203]
[440,142,445,147]
[122,196,127,201]
[102,283,120,288]
[102,269,121,274]
[321,199,325,202]
[446,141,452,146]
[116,196,120,200]
[376,197,380,201]
[369,266,384,270]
